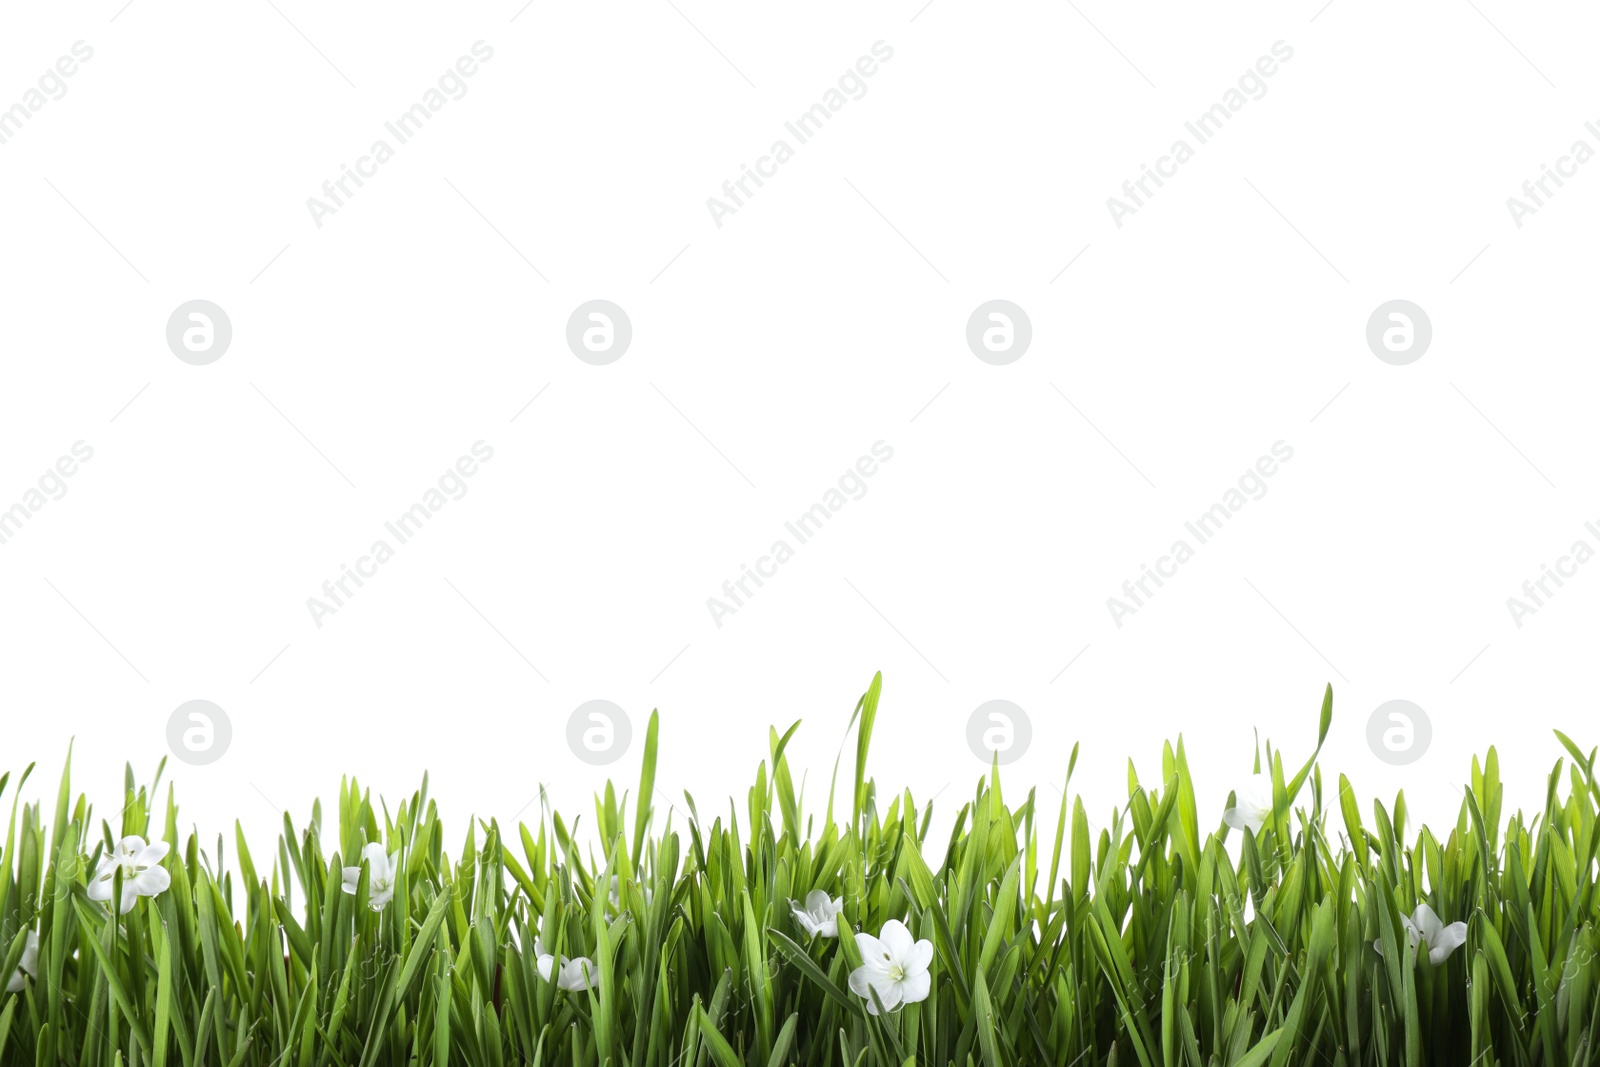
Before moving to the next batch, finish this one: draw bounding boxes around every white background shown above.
[2,0,1597,861]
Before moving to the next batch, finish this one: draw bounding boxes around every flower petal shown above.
[876,920,914,961]
[858,980,891,1016]
[871,981,904,1013]
[560,957,599,991]
[136,841,170,866]
[1428,921,1468,965]
[898,969,932,1005]
[4,933,35,992]
[908,938,934,973]
[1222,807,1262,834]
[1411,903,1444,943]
[131,865,171,898]
[805,889,833,914]
[847,965,875,998]
[1224,775,1276,833]
[361,842,388,873]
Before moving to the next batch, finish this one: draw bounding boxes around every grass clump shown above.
[0,673,1595,1066]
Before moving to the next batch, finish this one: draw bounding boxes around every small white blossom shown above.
[341,842,399,911]
[534,932,599,991]
[790,890,844,938]
[87,837,171,913]
[1374,903,1467,965]
[848,919,933,1015]
[1223,774,1275,835]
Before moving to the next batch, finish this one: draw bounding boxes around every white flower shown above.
[6,931,38,993]
[87,836,171,913]
[1374,903,1467,965]
[790,890,844,938]
[1223,774,1275,834]
[533,932,599,991]
[848,919,933,1015]
[340,842,399,911]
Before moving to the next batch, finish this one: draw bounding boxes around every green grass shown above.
[0,673,1596,1066]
